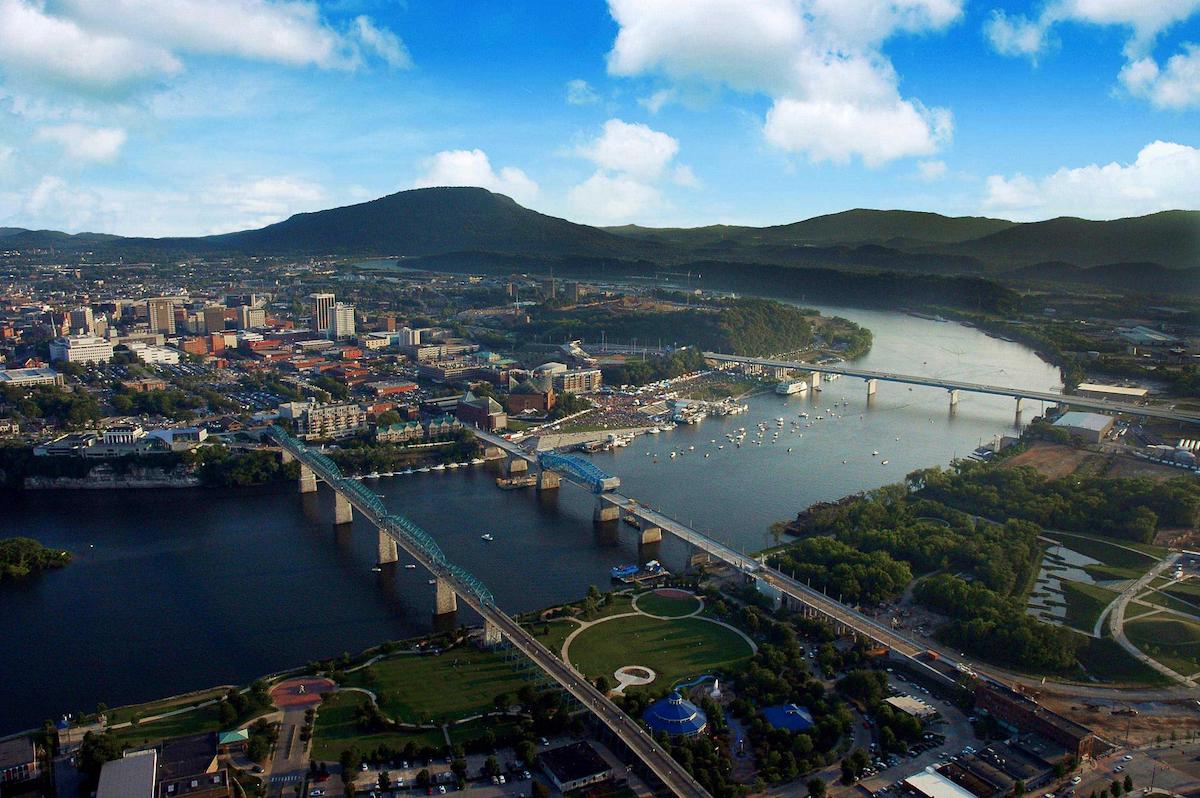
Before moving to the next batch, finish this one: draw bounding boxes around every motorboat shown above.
[481,533,494,542]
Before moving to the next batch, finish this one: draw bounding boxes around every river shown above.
[0,305,1061,734]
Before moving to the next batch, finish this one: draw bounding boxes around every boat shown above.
[427,579,437,585]
[610,564,639,580]
[433,463,446,471]
[404,564,417,569]
[403,468,414,475]
[418,466,431,473]
[366,472,380,479]
[448,462,459,469]
[371,566,382,573]
[647,427,659,434]
[872,450,879,456]
[775,380,808,396]
[481,533,494,542]
[881,460,890,465]
[471,458,485,465]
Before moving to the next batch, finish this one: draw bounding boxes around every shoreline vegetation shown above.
[0,536,70,580]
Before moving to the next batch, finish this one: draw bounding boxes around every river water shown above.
[0,306,1061,733]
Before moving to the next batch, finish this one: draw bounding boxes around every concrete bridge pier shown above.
[333,492,353,526]
[377,530,399,565]
[536,469,560,492]
[593,497,620,524]
[298,463,317,494]
[808,372,821,392]
[1014,396,1024,426]
[434,577,458,616]
[482,620,503,647]
[640,525,663,546]
[948,389,960,409]
[866,378,877,398]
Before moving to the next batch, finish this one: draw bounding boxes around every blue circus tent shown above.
[643,692,708,737]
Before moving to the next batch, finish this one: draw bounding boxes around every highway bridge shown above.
[471,428,962,687]
[268,427,713,798]
[703,352,1200,425]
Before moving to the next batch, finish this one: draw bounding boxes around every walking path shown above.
[1107,553,1194,687]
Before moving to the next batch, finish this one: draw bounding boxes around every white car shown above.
[1071,777,1082,785]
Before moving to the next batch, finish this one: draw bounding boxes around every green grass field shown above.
[567,615,752,691]
[1134,590,1200,619]
[1043,531,1167,561]
[1125,617,1200,676]
[311,692,444,761]
[342,648,530,724]
[107,703,226,749]
[1060,581,1118,633]
[105,688,228,727]
[634,591,702,618]
[1073,634,1172,686]
[1124,602,1159,620]
[523,619,578,659]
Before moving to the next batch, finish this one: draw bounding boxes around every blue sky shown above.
[0,0,1198,236]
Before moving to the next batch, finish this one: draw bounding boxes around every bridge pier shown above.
[1014,397,1025,426]
[504,457,528,477]
[948,389,960,408]
[808,371,821,392]
[866,378,877,397]
[298,463,317,494]
[536,469,560,491]
[482,620,502,647]
[434,577,458,616]
[377,530,399,565]
[334,492,353,526]
[640,526,663,546]
[593,497,620,524]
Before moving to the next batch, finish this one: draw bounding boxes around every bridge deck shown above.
[275,431,711,798]
[703,352,1200,425]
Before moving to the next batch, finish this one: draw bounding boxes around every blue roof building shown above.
[762,703,815,732]
[643,692,707,737]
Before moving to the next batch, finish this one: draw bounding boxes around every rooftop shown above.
[762,703,815,732]
[0,736,36,767]
[537,742,612,783]
[97,749,158,798]
[905,767,982,798]
[1053,411,1115,432]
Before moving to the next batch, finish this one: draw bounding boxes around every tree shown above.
[493,693,509,712]
[1112,781,1122,798]
[78,732,123,781]
[379,770,391,790]
[808,777,827,798]
[1014,780,1026,796]
[1123,775,1133,793]
[484,756,501,778]
[416,769,431,789]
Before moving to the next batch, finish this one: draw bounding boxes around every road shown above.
[702,352,1200,426]
[266,708,308,798]
[275,431,713,798]
[1107,553,1194,687]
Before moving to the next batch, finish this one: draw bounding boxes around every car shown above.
[439,786,447,794]
[499,775,506,784]
[361,763,369,771]
[1122,755,1134,762]
[539,738,549,746]
[311,791,325,797]
[1114,766,1124,773]
[1071,777,1082,785]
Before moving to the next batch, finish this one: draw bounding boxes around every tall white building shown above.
[146,297,176,334]
[328,302,356,340]
[49,335,114,364]
[237,305,266,330]
[69,306,95,335]
[309,293,335,332]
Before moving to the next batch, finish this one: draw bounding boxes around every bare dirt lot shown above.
[1003,441,1183,481]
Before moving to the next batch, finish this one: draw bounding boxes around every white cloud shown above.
[565,78,599,105]
[412,149,539,205]
[917,159,948,181]
[34,123,126,162]
[0,0,181,92]
[672,164,700,188]
[985,1,1200,107]
[1120,45,1200,108]
[983,140,1200,220]
[204,175,324,232]
[638,88,676,113]
[567,171,663,224]
[353,15,411,69]
[576,118,679,179]
[605,0,961,165]
[0,0,407,95]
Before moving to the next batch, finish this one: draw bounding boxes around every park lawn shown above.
[1134,590,1200,619]
[107,702,226,749]
[311,691,444,761]
[446,717,523,746]
[522,619,579,659]
[1042,531,1167,562]
[1085,564,1147,583]
[1124,602,1159,620]
[1073,634,1172,687]
[1060,581,1118,633]
[1124,617,1200,676]
[1163,581,1200,604]
[105,687,228,726]
[342,648,529,724]
[567,615,752,692]
[634,591,702,618]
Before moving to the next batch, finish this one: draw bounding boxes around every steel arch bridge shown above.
[538,451,620,494]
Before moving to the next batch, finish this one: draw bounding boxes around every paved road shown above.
[702,352,1200,425]
[1108,553,1194,687]
[266,707,309,798]
[276,433,713,798]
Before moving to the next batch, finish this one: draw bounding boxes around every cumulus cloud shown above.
[412,149,539,205]
[605,0,961,165]
[567,118,696,224]
[984,0,1200,107]
[204,175,325,232]
[567,171,662,224]
[0,0,408,95]
[576,118,679,179]
[565,78,599,105]
[34,123,126,162]
[982,140,1200,220]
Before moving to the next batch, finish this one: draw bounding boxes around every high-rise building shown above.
[202,305,228,334]
[146,298,176,334]
[237,305,266,330]
[309,293,335,332]
[328,303,356,340]
[68,306,95,335]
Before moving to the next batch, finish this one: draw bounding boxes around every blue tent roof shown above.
[762,703,815,732]
[643,692,707,737]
